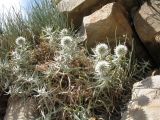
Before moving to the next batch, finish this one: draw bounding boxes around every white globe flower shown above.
[61,36,73,48]
[95,61,110,76]
[114,45,128,58]
[15,37,26,47]
[95,43,109,57]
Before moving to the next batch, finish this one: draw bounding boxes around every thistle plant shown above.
[92,43,111,88]
[94,43,109,60]
[93,43,129,108]
[11,37,31,73]
[5,36,38,97]
[112,44,128,69]
[42,27,70,50]
[114,44,128,59]
[93,43,129,88]
[55,35,78,71]
[95,61,111,78]
[41,28,78,71]
[0,8,151,119]
[59,36,74,62]
[42,27,58,49]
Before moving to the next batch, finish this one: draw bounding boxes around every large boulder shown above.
[82,2,133,48]
[119,0,142,11]
[57,0,116,28]
[121,75,160,120]
[4,97,37,120]
[82,2,154,62]
[134,3,160,67]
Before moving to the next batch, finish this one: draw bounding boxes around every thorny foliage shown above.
[0,27,150,120]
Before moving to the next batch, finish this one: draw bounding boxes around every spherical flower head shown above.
[95,61,110,76]
[60,28,68,36]
[61,36,73,48]
[114,45,128,58]
[15,37,26,47]
[95,43,109,57]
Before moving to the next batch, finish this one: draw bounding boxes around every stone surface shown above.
[121,75,160,120]
[119,0,141,11]
[82,2,133,48]
[134,3,160,67]
[4,97,37,120]
[57,0,116,28]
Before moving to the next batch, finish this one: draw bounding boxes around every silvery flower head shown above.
[61,36,73,48]
[95,43,109,58]
[15,37,26,47]
[95,61,110,76]
[60,28,68,36]
[114,45,128,58]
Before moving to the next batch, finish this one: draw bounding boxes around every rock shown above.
[82,2,133,48]
[57,0,116,28]
[121,75,160,120]
[4,97,37,120]
[134,3,160,67]
[119,0,141,11]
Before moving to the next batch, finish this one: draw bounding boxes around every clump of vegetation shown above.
[0,0,150,120]
[0,28,149,119]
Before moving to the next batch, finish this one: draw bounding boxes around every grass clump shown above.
[27,0,67,36]
[0,0,67,55]
[0,0,151,120]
